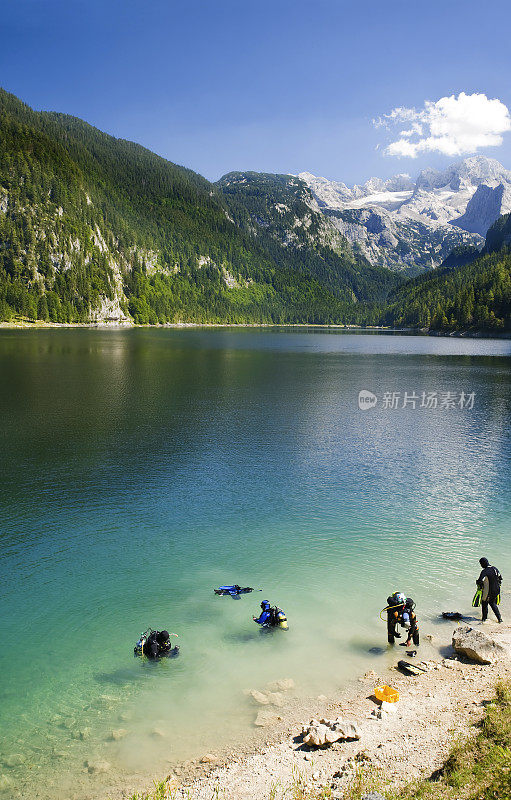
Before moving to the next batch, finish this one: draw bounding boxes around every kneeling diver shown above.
[253,600,288,630]
[385,592,419,647]
[134,629,179,659]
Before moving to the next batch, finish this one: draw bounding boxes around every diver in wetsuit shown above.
[386,592,419,647]
[477,558,503,623]
[142,630,173,658]
[253,601,272,626]
[253,601,288,629]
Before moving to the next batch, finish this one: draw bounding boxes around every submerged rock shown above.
[254,710,283,727]
[266,692,286,707]
[0,774,14,793]
[110,728,128,741]
[73,728,91,740]
[1,753,26,768]
[86,759,110,774]
[452,626,508,664]
[266,678,295,692]
[250,690,270,705]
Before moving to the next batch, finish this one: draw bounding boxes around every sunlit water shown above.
[0,328,510,799]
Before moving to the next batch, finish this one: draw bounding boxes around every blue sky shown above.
[3,0,511,183]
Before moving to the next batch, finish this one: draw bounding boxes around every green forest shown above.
[0,89,395,325]
[0,87,510,332]
[383,232,511,332]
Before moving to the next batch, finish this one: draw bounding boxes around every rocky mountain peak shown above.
[299,156,511,271]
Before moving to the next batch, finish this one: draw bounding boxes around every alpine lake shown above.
[1,327,510,799]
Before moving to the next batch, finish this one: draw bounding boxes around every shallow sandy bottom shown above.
[147,615,511,800]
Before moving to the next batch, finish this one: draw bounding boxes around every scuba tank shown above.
[268,606,288,630]
[275,608,288,630]
[134,628,153,656]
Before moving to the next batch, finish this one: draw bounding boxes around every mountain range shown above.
[0,87,509,331]
[299,156,511,271]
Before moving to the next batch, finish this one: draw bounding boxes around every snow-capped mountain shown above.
[299,157,511,270]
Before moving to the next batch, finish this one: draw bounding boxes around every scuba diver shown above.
[214,584,254,597]
[384,592,419,647]
[475,557,503,623]
[134,629,179,659]
[253,600,288,630]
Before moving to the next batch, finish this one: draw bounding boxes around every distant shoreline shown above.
[0,319,510,339]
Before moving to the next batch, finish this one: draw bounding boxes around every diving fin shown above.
[397,660,427,676]
[472,588,482,608]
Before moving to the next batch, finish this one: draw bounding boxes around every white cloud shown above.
[375,92,511,158]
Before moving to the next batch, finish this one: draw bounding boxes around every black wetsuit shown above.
[477,565,502,622]
[142,631,172,659]
[387,597,419,646]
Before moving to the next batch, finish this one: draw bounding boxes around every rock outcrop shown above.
[452,626,509,664]
[301,718,361,748]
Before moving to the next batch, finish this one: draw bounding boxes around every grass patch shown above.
[385,680,511,800]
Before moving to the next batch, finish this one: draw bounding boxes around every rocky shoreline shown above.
[1,319,510,339]
[123,611,511,800]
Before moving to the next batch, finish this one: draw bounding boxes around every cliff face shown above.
[454,182,511,236]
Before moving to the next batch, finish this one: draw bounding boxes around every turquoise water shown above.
[1,328,510,799]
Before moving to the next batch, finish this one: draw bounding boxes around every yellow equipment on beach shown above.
[375,685,400,703]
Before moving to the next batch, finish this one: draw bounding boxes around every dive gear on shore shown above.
[374,685,399,703]
[134,629,179,659]
[442,612,465,620]
[397,660,427,676]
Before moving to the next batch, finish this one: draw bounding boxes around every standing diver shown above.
[253,601,288,630]
[476,557,503,623]
[385,592,419,647]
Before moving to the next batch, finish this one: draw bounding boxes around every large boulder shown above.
[301,718,361,748]
[452,626,508,664]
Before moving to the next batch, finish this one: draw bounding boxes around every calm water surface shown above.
[0,328,510,799]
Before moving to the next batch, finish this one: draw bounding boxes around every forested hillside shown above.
[0,89,399,325]
[383,216,511,332]
[216,171,401,300]
[1,87,510,331]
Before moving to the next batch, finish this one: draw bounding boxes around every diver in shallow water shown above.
[134,629,179,658]
[143,630,172,658]
[476,557,503,623]
[253,601,288,629]
[386,592,419,647]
